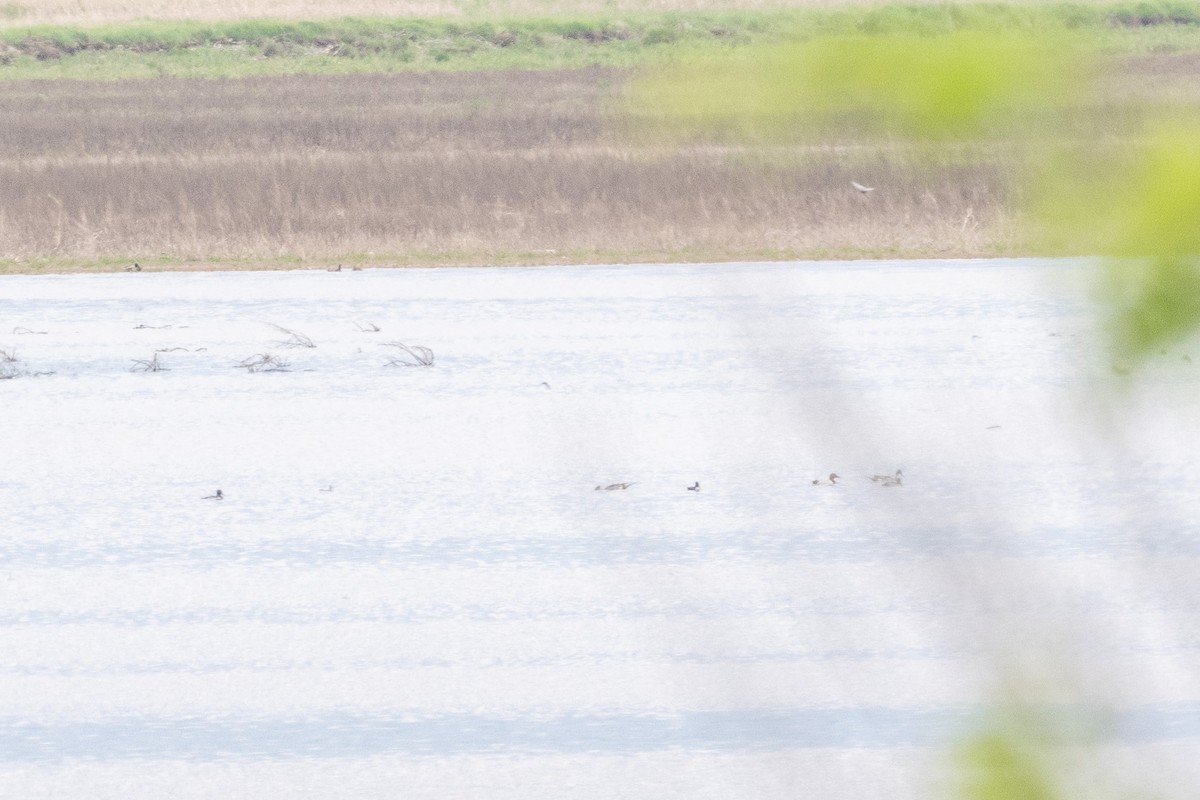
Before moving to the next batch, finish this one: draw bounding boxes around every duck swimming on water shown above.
[203,489,223,500]
[596,482,634,491]
[869,469,903,485]
[687,482,700,492]
[812,473,839,486]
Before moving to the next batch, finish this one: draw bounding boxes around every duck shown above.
[869,469,903,483]
[203,489,223,500]
[596,482,634,491]
[687,482,700,492]
[812,473,839,486]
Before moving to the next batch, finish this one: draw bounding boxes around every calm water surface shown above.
[2,260,1199,798]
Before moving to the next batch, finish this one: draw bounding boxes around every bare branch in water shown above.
[269,323,316,348]
[382,341,434,367]
[130,353,168,372]
[237,353,291,373]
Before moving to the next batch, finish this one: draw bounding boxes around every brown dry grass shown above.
[0,68,1025,272]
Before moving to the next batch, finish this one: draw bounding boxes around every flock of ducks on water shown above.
[812,469,904,487]
[202,471,902,500]
[589,469,904,493]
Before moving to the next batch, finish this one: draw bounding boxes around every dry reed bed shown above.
[0,69,1019,267]
[0,149,1007,259]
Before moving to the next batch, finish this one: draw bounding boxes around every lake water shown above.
[2,259,1199,798]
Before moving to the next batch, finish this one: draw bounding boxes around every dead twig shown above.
[0,350,51,378]
[269,323,315,348]
[382,341,434,367]
[12,327,46,335]
[354,321,381,333]
[130,353,168,372]
[237,353,291,373]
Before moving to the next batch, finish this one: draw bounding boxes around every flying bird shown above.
[851,181,875,194]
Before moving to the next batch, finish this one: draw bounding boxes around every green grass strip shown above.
[4,3,1200,79]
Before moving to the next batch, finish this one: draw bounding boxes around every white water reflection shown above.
[2,260,1199,798]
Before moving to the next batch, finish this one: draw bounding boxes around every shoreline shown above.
[0,243,1032,276]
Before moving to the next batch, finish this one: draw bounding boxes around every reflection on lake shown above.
[2,260,1199,798]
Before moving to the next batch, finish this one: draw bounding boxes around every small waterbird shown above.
[203,489,223,500]
[812,473,839,486]
[125,262,141,272]
[320,485,334,492]
[869,469,903,487]
[687,482,700,492]
[851,181,875,194]
[596,482,634,491]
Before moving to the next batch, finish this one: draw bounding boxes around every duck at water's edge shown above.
[869,469,903,486]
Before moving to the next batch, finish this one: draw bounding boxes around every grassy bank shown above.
[4,2,1200,78]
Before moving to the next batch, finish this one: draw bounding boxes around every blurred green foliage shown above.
[633,18,1200,366]
[1031,122,1200,360]
[954,727,1059,800]
[1093,128,1200,358]
[633,33,1084,143]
